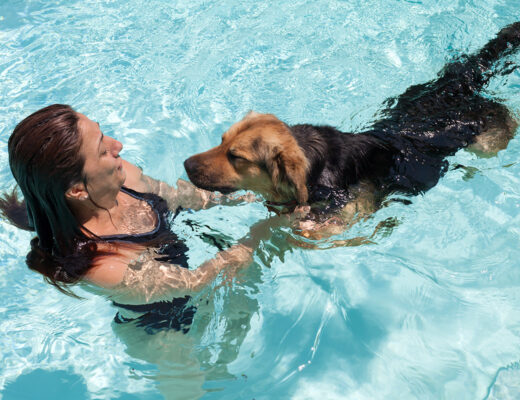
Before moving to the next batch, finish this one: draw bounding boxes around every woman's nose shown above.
[111,138,123,155]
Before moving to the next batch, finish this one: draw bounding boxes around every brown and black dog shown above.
[184,22,520,239]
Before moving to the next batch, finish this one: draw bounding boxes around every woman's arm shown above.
[124,244,252,304]
[122,159,255,211]
[86,214,287,304]
[86,244,253,304]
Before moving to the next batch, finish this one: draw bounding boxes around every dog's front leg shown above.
[291,190,379,245]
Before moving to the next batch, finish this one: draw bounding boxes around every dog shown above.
[184,22,520,240]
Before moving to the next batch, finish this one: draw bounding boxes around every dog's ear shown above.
[244,110,261,120]
[280,147,309,204]
[265,145,309,204]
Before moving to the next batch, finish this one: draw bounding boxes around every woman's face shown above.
[77,113,126,203]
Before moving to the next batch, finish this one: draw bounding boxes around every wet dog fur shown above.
[184,22,520,238]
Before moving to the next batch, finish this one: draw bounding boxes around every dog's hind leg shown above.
[466,104,518,157]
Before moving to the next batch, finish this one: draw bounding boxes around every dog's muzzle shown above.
[183,156,235,194]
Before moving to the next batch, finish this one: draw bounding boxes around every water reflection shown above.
[111,262,262,399]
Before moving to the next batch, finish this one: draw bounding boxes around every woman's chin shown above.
[119,170,127,186]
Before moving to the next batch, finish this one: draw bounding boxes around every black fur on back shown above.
[289,21,520,207]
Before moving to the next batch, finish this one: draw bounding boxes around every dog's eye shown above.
[228,152,245,163]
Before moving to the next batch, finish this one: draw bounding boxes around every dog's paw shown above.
[295,216,345,239]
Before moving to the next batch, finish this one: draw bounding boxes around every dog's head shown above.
[184,112,309,204]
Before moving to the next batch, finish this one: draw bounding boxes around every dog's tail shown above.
[474,21,520,69]
[447,21,520,90]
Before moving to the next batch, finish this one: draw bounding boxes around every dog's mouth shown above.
[197,184,235,195]
[184,156,237,194]
[184,171,236,194]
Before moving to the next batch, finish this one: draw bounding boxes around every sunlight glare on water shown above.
[0,0,520,399]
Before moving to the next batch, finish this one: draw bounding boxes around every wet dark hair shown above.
[0,104,107,295]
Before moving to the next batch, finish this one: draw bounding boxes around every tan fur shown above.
[186,113,384,246]
[185,112,310,203]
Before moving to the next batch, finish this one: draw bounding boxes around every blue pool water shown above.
[1,1,520,399]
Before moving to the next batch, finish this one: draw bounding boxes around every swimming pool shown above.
[1,0,520,398]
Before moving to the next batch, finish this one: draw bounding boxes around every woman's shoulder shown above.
[84,255,128,288]
[84,242,144,288]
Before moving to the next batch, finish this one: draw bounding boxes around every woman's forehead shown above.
[77,113,100,137]
[76,113,101,153]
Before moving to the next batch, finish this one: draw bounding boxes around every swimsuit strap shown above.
[99,186,162,242]
[100,186,190,269]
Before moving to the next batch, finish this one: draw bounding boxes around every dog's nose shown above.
[184,156,197,176]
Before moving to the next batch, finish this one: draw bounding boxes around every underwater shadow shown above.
[3,369,88,400]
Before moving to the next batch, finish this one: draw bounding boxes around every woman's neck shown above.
[72,189,158,238]
[68,190,122,234]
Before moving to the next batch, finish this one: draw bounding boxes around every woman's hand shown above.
[238,212,292,248]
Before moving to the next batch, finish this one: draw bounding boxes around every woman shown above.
[0,104,280,332]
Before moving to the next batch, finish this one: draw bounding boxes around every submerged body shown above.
[82,185,198,333]
[184,22,520,237]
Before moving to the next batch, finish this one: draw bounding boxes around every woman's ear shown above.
[65,183,88,202]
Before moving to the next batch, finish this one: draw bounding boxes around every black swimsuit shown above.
[104,186,196,334]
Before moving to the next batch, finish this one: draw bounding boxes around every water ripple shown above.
[1,0,520,399]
